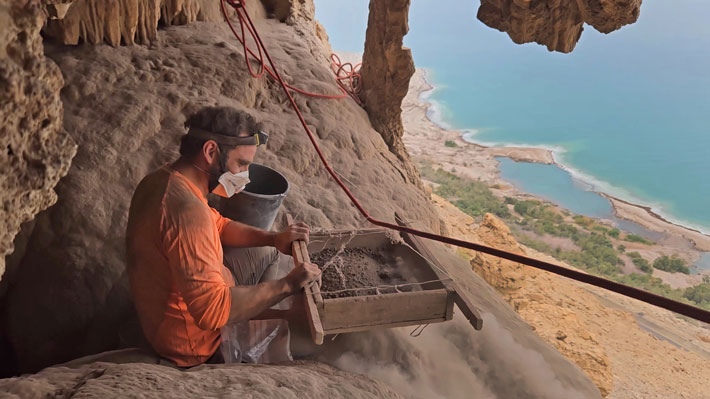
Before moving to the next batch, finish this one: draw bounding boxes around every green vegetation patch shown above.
[627,252,652,274]
[420,164,510,219]
[653,254,690,274]
[683,277,710,309]
[518,234,623,276]
[418,161,708,311]
[624,233,655,245]
[444,140,458,148]
[612,274,710,311]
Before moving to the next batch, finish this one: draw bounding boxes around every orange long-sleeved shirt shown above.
[126,166,234,367]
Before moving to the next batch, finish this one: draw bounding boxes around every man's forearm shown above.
[226,278,292,324]
[220,220,275,248]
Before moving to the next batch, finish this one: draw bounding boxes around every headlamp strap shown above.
[187,128,268,146]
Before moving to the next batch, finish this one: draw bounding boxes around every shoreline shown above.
[407,67,710,254]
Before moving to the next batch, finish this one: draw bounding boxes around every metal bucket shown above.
[209,163,289,231]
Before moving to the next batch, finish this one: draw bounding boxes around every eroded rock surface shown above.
[42,0,266,46]
[359,0,420,186]
[0,0,76,281]
[477,0,642,53]
[0,360,404,398]
[262,0,312,25]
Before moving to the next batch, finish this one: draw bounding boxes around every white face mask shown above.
[217,169,250,198]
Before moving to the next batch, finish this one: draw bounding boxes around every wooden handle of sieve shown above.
[286,214,324,344]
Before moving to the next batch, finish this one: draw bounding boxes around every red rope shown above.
[330,53,362,97]
[220,0,710,324]
[220,0,361,103]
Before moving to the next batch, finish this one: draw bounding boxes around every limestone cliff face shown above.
[260,0,332,63]
[477,0,642,53]
[0,0,76,282]
[41,0,333,67]
[262,0,312,25]
[360,0,420,187]
[42,0,267,46]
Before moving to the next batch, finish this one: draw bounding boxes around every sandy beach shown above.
[402,68,710,287]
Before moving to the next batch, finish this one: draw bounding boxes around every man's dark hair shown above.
[179,106,260,159]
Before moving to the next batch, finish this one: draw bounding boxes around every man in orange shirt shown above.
[126,106,320,367]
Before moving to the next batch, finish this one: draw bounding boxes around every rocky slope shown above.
[477,0,643,53]
[431,193,710,398]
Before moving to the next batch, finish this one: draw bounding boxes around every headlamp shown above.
[187,128,269,147]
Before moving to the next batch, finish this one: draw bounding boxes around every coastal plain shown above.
[403,68,710,287]
[403,67,710,398]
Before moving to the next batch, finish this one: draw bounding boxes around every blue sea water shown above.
[496,157,660,239]
[314,1,710,233]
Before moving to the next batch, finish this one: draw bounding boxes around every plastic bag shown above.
[220,319,292,364]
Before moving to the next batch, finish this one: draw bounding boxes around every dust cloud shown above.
[316,313,591,399]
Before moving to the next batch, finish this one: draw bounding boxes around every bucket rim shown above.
[241,162,290,199]
[239,188,289,199]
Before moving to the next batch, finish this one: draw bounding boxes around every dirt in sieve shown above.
[310,247,413,299]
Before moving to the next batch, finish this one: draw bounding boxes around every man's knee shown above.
[223,246,279,286]
[261,252,294,283]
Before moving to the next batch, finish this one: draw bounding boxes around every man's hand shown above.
[273,222,310,255]
[285,261,322,295]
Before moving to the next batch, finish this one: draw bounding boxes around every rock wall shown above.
[477,0,642,53]
[262,0,312,25]
[262,0,332,63]
[1,14,440,373]
[42,0,267,46]
[0,0,76,282]
[359,0,420,187]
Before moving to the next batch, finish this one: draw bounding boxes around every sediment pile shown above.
[311,247,411,298]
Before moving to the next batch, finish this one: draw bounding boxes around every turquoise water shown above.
[496,157,659,239]
[497,157,613,219]
[315,0,710,234]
